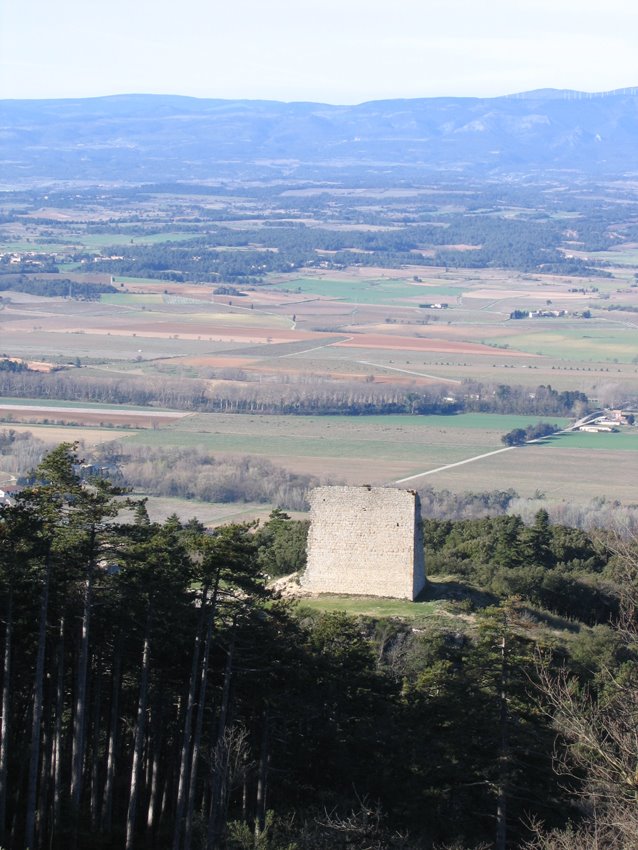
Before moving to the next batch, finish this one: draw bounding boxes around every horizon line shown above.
[2,85,638,107]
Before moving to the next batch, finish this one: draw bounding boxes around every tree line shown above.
[0,367,591,419]
[501,422,560,446]
[0,277,117,299]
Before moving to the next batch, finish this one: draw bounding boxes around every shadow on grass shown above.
[520,433,565,447]
[517,604,582,633]
[417,578,498,609]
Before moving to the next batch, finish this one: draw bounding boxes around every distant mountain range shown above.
[2,88,638,184]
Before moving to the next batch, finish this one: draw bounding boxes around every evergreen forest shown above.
[1,445,637,850]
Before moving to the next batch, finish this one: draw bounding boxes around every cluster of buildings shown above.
[578,409,636,433]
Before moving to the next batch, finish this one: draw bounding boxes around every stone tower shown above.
[301,486,426,600]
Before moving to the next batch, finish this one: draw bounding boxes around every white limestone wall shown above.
[302,486,426,600]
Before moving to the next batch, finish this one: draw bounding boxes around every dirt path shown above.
[393,446,515,484]
[392,415,602,486]
[357,360,462,384]
[276,337,352,358]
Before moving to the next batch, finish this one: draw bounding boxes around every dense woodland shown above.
[1,445,637,850]
[0,276,117,299]
[4,180,637,285]
[85,217,609,281]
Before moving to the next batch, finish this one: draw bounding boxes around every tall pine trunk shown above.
[172,583,210,850]
[254,710,270,845]
[90,655,103,830]
[51,615,66,842]
[146,698,164,836]
[126,617,151,850]
[71,530,96,821]
[101,641,122,834]
[206,631,236,850]
[495,632,509,850]
[25,551,52,850]
[183,598,220,850]
[35,689,53,846]
[0,586,13,845]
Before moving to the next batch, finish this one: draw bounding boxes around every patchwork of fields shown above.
[2,204,638,523]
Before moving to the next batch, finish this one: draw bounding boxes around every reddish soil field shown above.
[333,334,532,356]
[0,405,188,428]
[127,282,211,298]
[173,355,262,368]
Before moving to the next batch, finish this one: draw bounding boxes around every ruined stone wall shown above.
[302,486,426,600]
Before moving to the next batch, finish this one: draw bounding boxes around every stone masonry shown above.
[302,486,426,600]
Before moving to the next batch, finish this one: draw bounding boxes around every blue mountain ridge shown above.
[2,88,638,183]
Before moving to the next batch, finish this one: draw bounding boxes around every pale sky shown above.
[1,0,638,103]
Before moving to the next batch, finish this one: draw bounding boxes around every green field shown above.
[539,430,638,450]
[272,277,462,304]
[172,412,571,432]
[80,232,196,249]
[0,232,196,253]
[0,240,75,252]
[588,248,638,266]
[489,328,638,362]
[126,412,571,474]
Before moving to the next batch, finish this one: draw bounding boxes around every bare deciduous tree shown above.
[529,535,638,850]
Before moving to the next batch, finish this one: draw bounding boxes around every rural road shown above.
[392,411,603,485]
[275,343,461,388]
[394,445,516,484]
[276,337,352,358]
[357,360,462,384]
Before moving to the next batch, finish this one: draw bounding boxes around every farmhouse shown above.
[302,486,425,600]
[528,309,567,318]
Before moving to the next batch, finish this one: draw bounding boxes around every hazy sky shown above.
[2,0,638,103]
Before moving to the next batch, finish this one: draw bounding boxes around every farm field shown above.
[3,279,637,392]
[0,401,189,428]
[121,495,279,527]
[488,328,638,362]
[3,405,632,507]
[3,181,638,522]
[586,245,638,266]
[0,422,142,448]
[417,442,638,504]
[0,233,197,253]
[275,275,463,304]
[126,411,571,468]
[2,261,637,367]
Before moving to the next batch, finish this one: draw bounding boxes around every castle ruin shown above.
[302,486,425,600]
